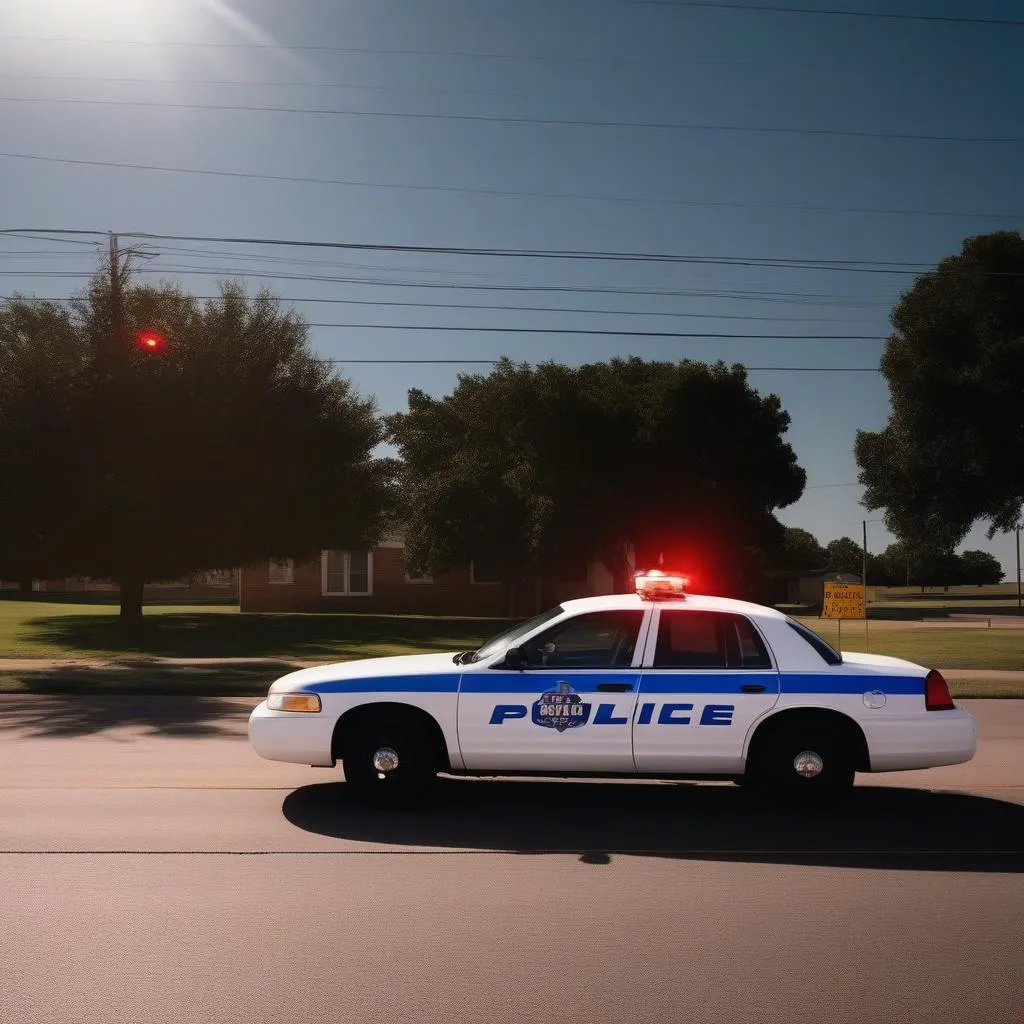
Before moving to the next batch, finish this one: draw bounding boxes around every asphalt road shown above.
[1,696,1022,1024]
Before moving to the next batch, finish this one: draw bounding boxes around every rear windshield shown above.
[786,619,842,666]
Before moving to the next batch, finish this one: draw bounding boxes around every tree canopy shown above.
[388,357,806,602]
[776,527,826,573]
[0,260,393,617]
[855,231,1024,551]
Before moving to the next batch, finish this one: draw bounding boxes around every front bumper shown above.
[863,706,977,772]
[248,700,336,766]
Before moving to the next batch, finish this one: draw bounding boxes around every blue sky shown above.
[1,0,1022,576]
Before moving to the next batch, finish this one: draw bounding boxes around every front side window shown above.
[474,607,564,663]
[519,610,645,669]
[323,550,373,596]
[653,611,772,669]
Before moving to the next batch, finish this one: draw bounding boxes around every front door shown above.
[458,609,649,772]
[632,608,780,775]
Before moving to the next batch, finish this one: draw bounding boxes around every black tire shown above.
[746,721,855,807]
[341,718,437,808]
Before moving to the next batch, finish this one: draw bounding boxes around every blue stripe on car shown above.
[779,674,922,695]
[460,673,640,694]
[306,676,461,694]
[305,671,922,696]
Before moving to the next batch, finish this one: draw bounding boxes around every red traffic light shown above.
[137,329,167,353]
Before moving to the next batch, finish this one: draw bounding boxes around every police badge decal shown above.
[532,681,592,731]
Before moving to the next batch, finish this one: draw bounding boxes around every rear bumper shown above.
[863,706,977,772]
[248,701,336,767]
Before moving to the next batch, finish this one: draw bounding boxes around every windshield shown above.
[469,606,565,663]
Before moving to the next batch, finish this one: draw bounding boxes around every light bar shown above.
[634,569,690,600]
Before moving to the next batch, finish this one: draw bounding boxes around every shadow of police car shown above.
[282,777,1024,872]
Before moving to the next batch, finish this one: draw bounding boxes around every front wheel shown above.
[341,721,436,808]
[746,722,855,806]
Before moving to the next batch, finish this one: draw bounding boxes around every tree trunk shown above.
[118,576,145,622]
[18,578,34,596]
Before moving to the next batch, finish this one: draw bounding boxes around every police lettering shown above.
[490,701,735,726]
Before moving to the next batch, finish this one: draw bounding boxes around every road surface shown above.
[1,696,1021,1024]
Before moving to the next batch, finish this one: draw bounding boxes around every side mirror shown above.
[503,647,527,671]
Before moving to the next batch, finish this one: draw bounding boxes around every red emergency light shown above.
[634,569,691,600]
[136,329,167,353]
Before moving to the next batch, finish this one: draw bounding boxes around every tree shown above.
[0,300,85,589]
[776,527,826,572]
[825,537,863,576]
[0,258,393,619]
[958,550,1004,586]
[855,232,1024,553]
[388,357,805,606]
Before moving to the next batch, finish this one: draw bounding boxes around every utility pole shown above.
[862,519,869,650]
[1017,523,1021,611]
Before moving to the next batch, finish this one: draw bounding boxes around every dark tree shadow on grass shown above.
[21,612,506,660]
[283,777,1024,873]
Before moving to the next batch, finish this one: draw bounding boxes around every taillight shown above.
[925,670,955,711]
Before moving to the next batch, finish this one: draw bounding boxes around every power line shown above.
[2,153,1018,222]
[0,33,685,63]
[4,95,1022,144]
[635,1,1024,28]
[240,323,890,338]
[0,293,868,323]
[0,227,943,277]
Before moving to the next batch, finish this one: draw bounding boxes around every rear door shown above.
[632,609,780,774]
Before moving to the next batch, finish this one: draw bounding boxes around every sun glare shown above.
[7,0,185,39]
[3,0,315,79]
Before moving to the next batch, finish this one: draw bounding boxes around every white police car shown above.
[249,571,976,805]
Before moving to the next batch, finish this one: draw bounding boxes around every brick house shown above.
[239,538,617,617]
[1,570,238,601]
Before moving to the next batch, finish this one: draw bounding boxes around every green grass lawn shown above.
[0,599,505,660]
[795,618,1024,670]
[1,599,1020,669]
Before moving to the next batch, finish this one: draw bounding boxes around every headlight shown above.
[267,693,322,713]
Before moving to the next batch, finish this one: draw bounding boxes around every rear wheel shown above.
[341,719,437,808]
[747,721,855,806]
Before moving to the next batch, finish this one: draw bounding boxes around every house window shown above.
[470,558,502,585]
[202,569,235,588]
[268,558,295,585]
[323,550,373,596]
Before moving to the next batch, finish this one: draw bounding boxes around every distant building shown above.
[768,569,862,609]
[239,537,616,617]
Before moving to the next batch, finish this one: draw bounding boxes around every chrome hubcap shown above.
[793,750,824,778]
[372,747,400,775]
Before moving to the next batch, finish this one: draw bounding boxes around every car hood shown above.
[268,651,460,693]
[838,650,925,675]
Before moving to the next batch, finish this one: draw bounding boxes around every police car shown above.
[248,570,976,806]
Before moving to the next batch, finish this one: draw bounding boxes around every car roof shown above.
[558,592,786,620]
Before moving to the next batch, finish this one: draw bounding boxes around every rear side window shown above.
[786,619,842,666]
[654,612,773,669]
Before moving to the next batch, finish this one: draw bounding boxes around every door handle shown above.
[596,682,633,692]
[739,684,766,694]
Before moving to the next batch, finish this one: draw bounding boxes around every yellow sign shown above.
[822,582,865,619]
